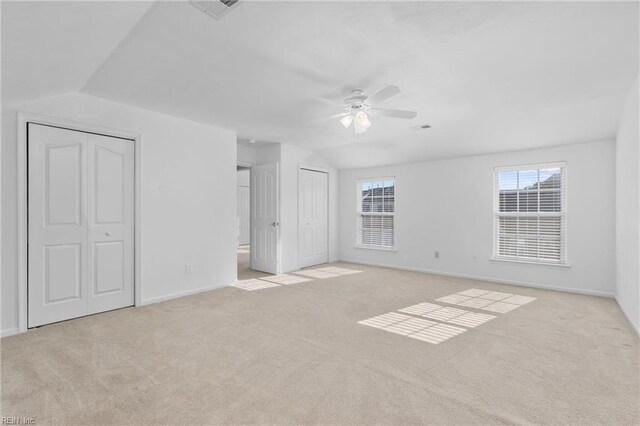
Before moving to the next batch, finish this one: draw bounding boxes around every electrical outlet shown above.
[185,263,194,274]
[434,251,440,259]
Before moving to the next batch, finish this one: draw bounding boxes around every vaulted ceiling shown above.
[1,1,153,105]
[3,1,638,169]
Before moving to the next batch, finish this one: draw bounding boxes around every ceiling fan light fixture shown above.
[355,111,371,133]
[356,111,370,125]
[340,114,353,128]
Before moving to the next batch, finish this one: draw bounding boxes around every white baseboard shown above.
[338,258,615,298]
[1,328,19,338]
[140,281,232,306]
[615,297,640,337]
[2,282,233,337]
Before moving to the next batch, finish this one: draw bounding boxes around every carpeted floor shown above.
[1,262,638,425]
[237,246,272,280]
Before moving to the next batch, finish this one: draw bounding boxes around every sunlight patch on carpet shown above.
[436,288,537,313]
[315,266,363,275]
[399,303,496,327]
[259,274,313,285]
[457,289,491,297]
[232,279,280,291]
[435,294,471,304]
[358,312,466,344]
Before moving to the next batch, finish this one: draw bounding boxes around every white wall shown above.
[1,93,237,335]
[279,144,339,273]
[615,77,640,334]
[339,140,616,296]
[237,168,250,186]
[237,143,257,166]
[254,143,281,165]
[2,109,19,334]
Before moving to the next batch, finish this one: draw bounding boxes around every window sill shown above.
[490,257,571,268]
[354,244,397,252]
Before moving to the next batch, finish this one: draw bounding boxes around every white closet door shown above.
[298,169,328,268]
[28,124,89,327]
[86,134,134,315]
[28,124,134,327]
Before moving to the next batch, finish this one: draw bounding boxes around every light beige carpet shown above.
[237,249,272,280]
[1,262,638,425]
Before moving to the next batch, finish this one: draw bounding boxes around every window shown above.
[494,163,567,264]
[357,178,395,249]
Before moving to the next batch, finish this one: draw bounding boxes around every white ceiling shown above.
[1,1,153,105]
[3,1,638,169]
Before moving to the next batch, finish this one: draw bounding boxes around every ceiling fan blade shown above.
[367,85,400,105]
[307,112,348,125]
[372,108,417,119]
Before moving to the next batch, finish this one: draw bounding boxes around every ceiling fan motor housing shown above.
[345,89,368,109]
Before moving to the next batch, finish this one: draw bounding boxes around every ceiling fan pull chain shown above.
[353,118,358,142]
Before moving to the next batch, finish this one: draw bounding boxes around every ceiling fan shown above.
[313,85,417,140]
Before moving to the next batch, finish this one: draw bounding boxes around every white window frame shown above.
[355,177,396,251]
[492,162,568,266]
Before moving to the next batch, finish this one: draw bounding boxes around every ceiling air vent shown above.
[190,0,241,20]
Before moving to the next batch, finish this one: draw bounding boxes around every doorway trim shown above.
[297,163,330,270]
[236,165,251,247]
[16,112,142,333]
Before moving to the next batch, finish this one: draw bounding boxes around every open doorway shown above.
[237,167,250,248]
[237,165,274,280]
[236,166,252,279]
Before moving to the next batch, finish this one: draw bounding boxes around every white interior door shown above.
[237,185,250,245]
[28,124,88,327]
[86,133,134,315]
[28,124,134,327]
[251,163,279,274]
[298,168,328,268]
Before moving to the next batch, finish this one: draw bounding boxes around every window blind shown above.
[358,178,395,248]
[494,164,566,264]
